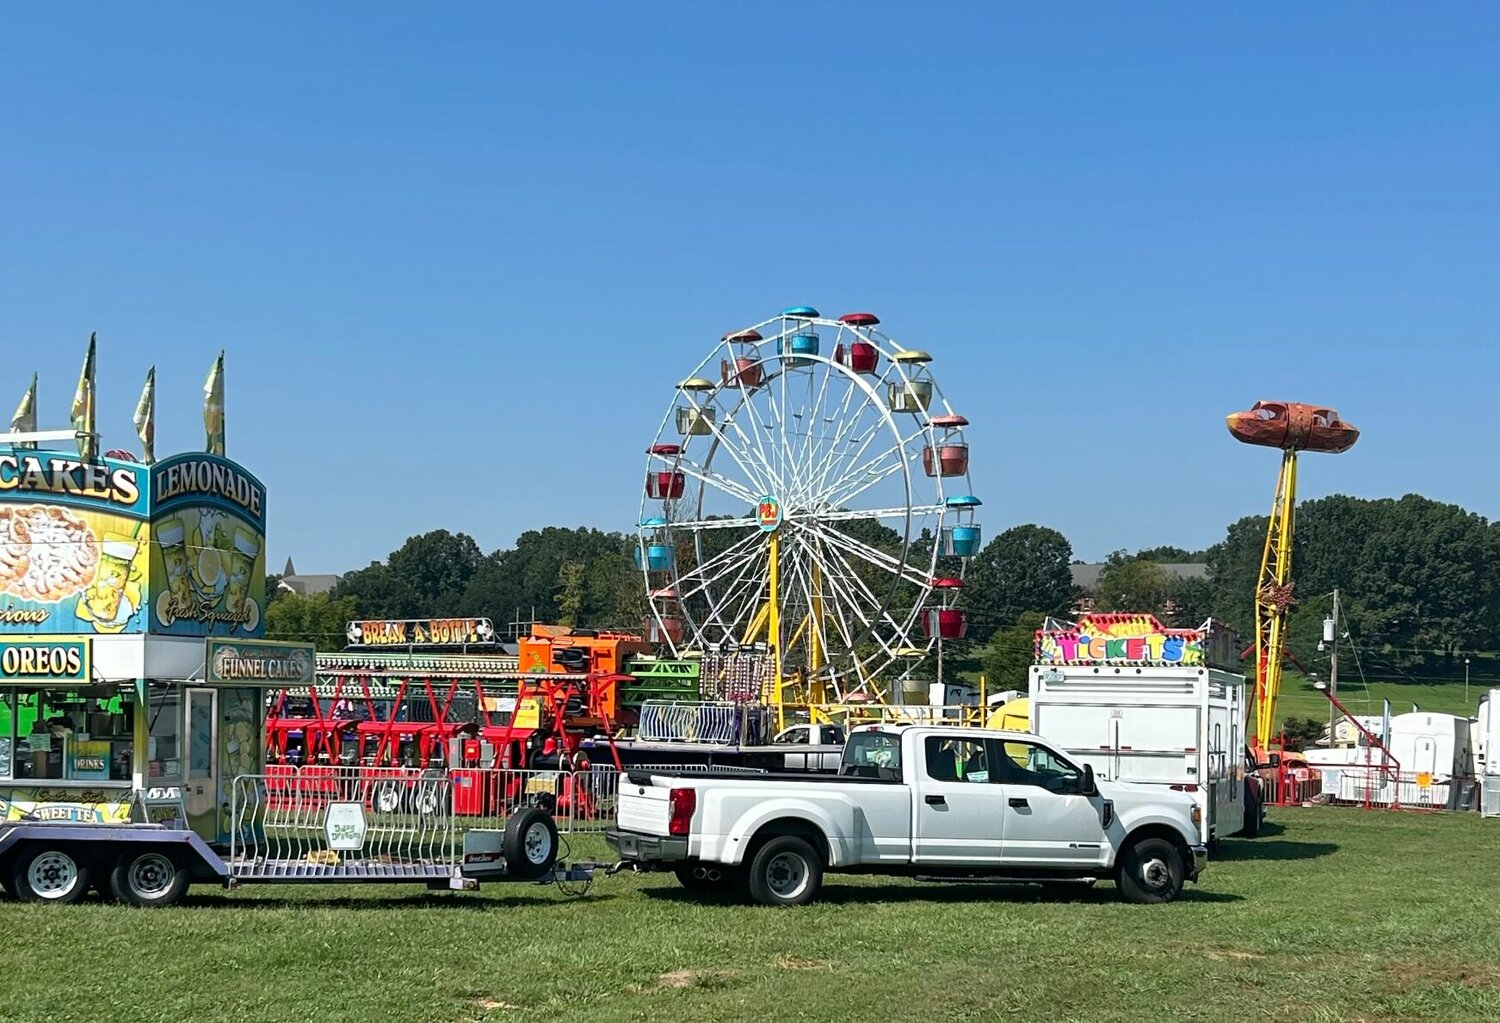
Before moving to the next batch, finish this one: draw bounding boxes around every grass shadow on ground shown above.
[642,881,1243,907]
[1212,838,1338,862]
[182,889,616,911]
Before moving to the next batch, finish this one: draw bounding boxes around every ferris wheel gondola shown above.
[636,308,982,712]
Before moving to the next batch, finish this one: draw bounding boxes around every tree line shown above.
[267,494,1500,698]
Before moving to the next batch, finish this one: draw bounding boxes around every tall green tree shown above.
[962,525,1075,643]
[265,592,359,652]
[979,611,1046,693]
[1093,554,1172,613]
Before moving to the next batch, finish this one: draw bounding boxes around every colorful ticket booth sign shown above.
[0,452,151,635]
[0,639,91,683]
[150,453,267,639]
[206,638,316,686]
[1035,613,1239,670]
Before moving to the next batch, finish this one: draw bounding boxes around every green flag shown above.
[71,333,97,461]
[9,373,37,447]
[204,350,225,456]
[133,366,156,465]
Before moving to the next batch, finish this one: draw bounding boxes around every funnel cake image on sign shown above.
[0,506,99,603]
[76,532,145,634]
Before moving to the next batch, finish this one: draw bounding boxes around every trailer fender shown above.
[0,825,229,883]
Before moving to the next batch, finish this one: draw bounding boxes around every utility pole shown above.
[1465,656,1472,710]
[1325,590,1340,747]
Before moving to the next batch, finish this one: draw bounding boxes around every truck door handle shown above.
[1008,797,1029,809]
[924,794,946,806]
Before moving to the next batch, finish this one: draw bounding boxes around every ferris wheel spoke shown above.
[814,504,946,523]
[670,514,760,531]
[717,374,784,494]
[675,459,763,508]
[786,360,838,504]
[675,530,766,594]
[811,549,907,663]
[818,450,918,513]
[690,410,778,500]
[801,366,867,502]
[698,544,776,640]
[815,423,927,510]
[810,519,933,590]
[812,415,917,511]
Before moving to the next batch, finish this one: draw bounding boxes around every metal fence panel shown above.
[230,764,622,882]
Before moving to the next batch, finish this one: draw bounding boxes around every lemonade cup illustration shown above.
[157,517,193,603]
[86,533,140,623]
[225,528,259,615]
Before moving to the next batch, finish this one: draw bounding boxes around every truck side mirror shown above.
[1080,763,1098,797]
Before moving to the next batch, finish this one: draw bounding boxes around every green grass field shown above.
[2,808,1498,1023]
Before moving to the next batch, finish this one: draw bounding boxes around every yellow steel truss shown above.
[1252,450,1298,747]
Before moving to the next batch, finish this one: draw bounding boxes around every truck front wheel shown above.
[110,849,190,907]
[12,846,92,904]
[1117,837,1185,905]
[745,836,822,907]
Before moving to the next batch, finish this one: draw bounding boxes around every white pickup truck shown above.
[607,724,1207,906]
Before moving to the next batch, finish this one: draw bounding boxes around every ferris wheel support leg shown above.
[769,531,786,733]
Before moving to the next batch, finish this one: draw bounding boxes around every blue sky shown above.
[3,4,1497,574]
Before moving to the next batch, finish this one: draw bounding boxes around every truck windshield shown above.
[840,731,902,780]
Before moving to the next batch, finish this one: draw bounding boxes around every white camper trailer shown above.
[1477,690,1500,817]
[1316,711,1476,810]
[1027,614,1255,846]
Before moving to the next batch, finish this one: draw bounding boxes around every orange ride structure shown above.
[1226,402,1359,753]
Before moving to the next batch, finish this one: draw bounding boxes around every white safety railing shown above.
[229,767,458,881]
[231,763,621,878]
[637,700,771,744]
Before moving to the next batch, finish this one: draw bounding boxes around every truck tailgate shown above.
[616,779,673,836]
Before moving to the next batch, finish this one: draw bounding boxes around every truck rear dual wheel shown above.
[1116,837,1185,905]
[745,836,823,907]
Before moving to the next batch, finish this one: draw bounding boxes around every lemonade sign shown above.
[149,453,267,638]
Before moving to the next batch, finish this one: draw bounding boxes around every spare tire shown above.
[502,807,558,881]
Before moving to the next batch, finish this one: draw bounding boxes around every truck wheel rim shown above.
[130,854,176,897]
[1141,857,1170,890]
[28,852,80,899]
[524,822,552,864]
[766,852,808,899]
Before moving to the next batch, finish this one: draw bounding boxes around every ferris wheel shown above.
[636,306,982,707]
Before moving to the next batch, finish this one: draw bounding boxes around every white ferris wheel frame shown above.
[638,312,973,698]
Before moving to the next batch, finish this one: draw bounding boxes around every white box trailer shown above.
[1319,711,1476,810]
[1029,664,1248,844]
[1480,690,1500,817]
[1027,614,1252,846]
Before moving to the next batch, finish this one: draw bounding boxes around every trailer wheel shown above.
[12,846,92,904]
[1116,837,1185,905]
[110,849,189,907]
[502,807,558,880]
[373,781,405,814]
[745,835,822,907]
[413,781,444,817]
